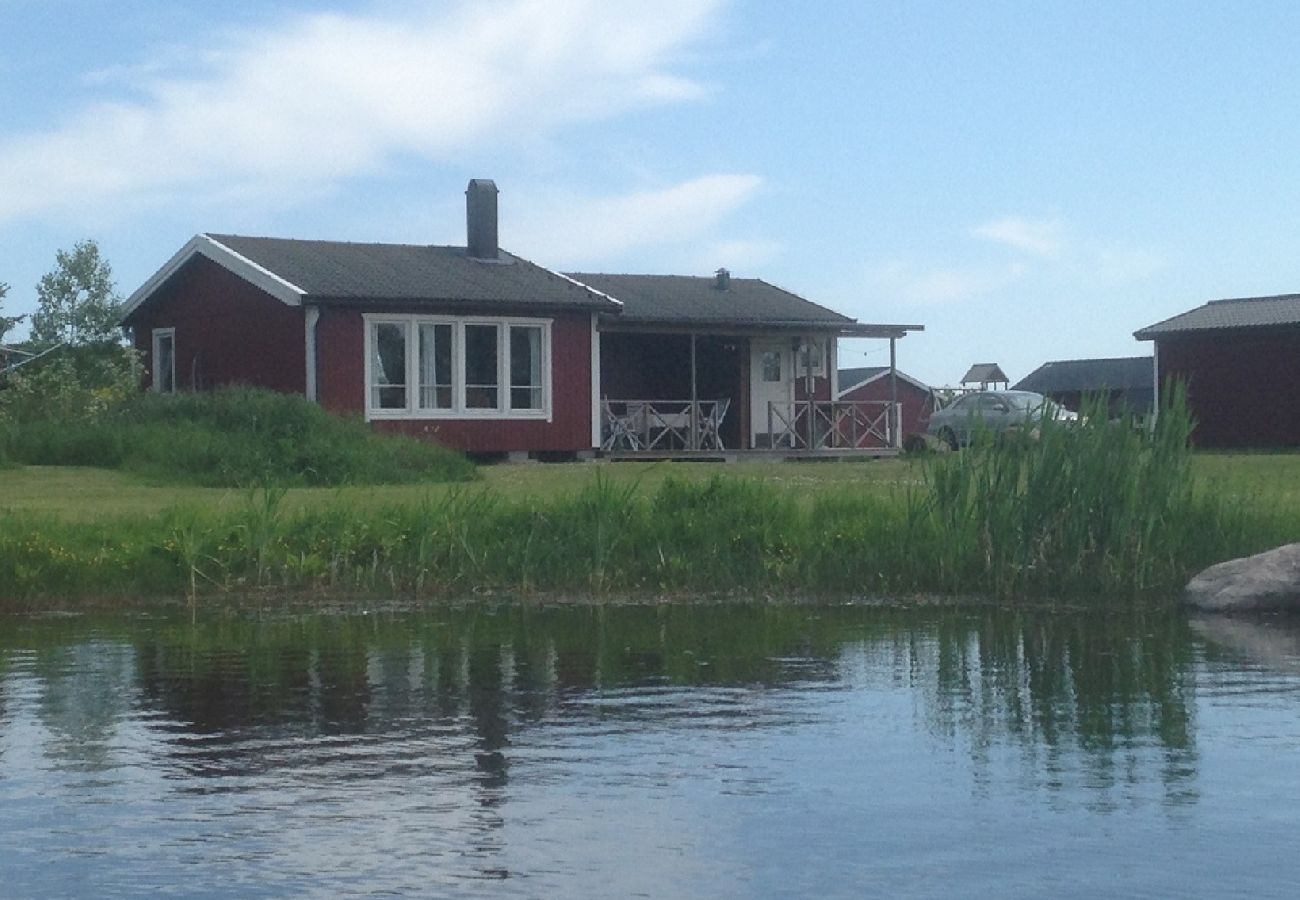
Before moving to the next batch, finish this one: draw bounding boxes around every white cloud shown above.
[868,259,1027,306]
[0,0,724,224]
[506,174,764,267]
[972,216,1064,258]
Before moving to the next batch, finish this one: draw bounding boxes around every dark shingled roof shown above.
[1135,294,1300,338]
[565,272,855,328]
[1014,356,1153,393]
[207,234,617,310]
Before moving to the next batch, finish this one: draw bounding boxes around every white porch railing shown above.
[601,398,900,452]
[765,400,900,450]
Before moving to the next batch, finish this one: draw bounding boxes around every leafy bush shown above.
[2,386,478,487]
[0,343,142,426]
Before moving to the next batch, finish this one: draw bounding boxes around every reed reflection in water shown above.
[1,603,1299,898]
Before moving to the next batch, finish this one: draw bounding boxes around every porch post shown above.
[590,313,602,449]
[1151,342,1160,431]
[889,336,899,449]
[304,304,320,403]
[690,332,698,450]
[804,335,814,450]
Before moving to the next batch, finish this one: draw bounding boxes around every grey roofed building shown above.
[1014,356,1154,415]
[205,234,618,310]
[1014,356,1153,393]
[1134,293,1300,338]
[567,271,918,336]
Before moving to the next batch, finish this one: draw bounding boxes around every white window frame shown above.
[797,339,827,378]
[363,313,552,421]
[152,327,176,393]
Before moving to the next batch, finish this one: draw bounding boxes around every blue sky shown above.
[3,0,1300,385]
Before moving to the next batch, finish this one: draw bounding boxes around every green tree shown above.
[30,240,123,345]
[0,281,22,344]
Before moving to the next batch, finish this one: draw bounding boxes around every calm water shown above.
[2,602,1300,898]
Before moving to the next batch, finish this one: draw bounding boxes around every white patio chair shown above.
[698,398,731,450]
[601,399,644,451]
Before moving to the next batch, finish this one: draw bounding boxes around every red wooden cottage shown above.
[122,180,922,458]
[1135,294,1300,447]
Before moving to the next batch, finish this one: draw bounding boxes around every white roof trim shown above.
[545,267,624,308]
[837,368,932,399]
[121,233,306,320]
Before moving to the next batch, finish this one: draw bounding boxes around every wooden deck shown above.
[603,447,902,463]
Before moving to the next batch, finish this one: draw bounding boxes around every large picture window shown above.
[365,315,551,420]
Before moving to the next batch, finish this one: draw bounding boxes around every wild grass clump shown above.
[1,390,1296,607]
[914,385,1228,596]
[1,387,477,487]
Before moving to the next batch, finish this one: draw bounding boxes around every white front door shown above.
[750,339,793,447]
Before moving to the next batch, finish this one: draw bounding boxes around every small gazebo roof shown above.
[961,363,1009,386]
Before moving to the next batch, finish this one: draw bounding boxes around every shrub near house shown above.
[3,388,477,487]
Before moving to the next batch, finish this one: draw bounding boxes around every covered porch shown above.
[597,323,921,458]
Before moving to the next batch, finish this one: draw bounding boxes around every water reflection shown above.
[6,602,1297,897]
[2,605,1201,785]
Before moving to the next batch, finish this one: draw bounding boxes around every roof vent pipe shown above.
[715,267,730,290]
[466,179,499,260]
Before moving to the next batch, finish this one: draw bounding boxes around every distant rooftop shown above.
[837,366,931,394]
[1135,293,1300,339]
[1014,356,1152,393]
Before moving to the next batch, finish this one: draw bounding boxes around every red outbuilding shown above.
[1135,294,1300,447]
[835,366,936,449]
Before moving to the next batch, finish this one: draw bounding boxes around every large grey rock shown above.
[1185,543,1300,612]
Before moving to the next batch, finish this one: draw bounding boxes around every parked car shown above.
[926,390,1078,449]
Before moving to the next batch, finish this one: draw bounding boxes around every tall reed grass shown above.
[0,388,1294,607]
[917,385,1235,596]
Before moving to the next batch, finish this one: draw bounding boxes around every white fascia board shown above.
[545,267,625,309]
[836,368,932,399]
[120,233,306,320]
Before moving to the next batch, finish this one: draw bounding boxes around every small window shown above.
[464,323,500,409]
[509,325,543,410]
[797,341,825,376]
[761,350,782,383]
[152,328,176,393]
[371,322,408,409]
[417,323,454,410]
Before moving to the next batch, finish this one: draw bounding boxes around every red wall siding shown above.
[1157,329,1300,448]
[793,376,833,402]
[317,307,594,453]
[839,377,934,447]
[130,256,306,394]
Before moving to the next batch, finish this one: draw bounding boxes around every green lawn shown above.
[2,452,1295,522]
